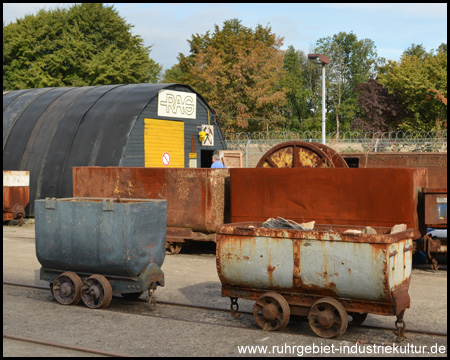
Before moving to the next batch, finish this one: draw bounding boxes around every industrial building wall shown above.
[121,86,226,168]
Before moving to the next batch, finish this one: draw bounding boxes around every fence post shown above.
[245,139,252,168]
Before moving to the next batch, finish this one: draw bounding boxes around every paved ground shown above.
[3,222,447,357]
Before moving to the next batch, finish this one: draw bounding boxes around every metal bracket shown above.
[45,197,56,209]
[103,198,114,211]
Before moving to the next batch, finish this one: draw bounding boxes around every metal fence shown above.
[224,130,447,168]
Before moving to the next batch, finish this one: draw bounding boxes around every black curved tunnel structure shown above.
[3,84,226,216]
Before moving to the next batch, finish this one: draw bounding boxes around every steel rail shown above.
[4,281,447,338]
[3,334,133,357]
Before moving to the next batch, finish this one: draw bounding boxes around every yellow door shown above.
[144,118,184,167]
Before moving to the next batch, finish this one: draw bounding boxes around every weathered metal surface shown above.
[219,150,244,168]
[422,187,447,227]
[216,222,414,316]
[229,168,428,240]
[3,171,30,223]
[425,167,447,189]
[256,141,348,168]
[73,167,230,234]
[35,197,166,294]
[310,142,349,168]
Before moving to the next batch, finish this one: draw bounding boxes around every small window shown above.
[344,157,360,168]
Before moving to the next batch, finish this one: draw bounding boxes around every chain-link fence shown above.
[224,130,447,168]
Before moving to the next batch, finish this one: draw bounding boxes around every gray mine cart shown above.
[35,197,167,310]
[216,222,414,341]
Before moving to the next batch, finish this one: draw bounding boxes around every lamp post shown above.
[308,53,330,145]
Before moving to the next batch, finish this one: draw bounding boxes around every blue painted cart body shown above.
[35,197,166,296]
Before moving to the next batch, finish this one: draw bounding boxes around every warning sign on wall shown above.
[201,125,214,146]
[162,152,171,166]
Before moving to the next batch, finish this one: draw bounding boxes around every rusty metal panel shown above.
[423,188,447,227]
[3,171,30,222]
[218,236,295,289]
[216,222,414,314]
[73,167,230,233]
[297,240,387,301]
[388,239,413,295]
[426,167,447,189]
[229,168,428,239]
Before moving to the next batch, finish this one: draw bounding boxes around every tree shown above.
[353,78,406,132]
[378,45,447,131]
[3,3,162,90]
[163,18,287,133]
[403,43,428,60]
[279,46,314,130]
[314,32,381,137]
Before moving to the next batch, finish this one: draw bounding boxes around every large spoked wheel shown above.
[81,274,113,309]
[348,312,368,326]
[52,271,82,305]
[256,141,349,168]
[253,292,291,331]
[256,141,334,168]
[308,298,348,338]
[310,142,349,168]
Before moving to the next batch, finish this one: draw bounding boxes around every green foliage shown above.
[403,43,428,59]
[163,18,287,133]
[378,45,447,131]
[279,46,314,130]
[313,32,381,136]
[6,5,443,136]
[3,3,162,90]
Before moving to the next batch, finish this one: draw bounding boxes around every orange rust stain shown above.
[267,264,276,286]
[243,256,249,260]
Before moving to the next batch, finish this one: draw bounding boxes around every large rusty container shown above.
[3,170,30,224]
[35,197,166,310]
[73,167,230,252]
[216,221,414,340]
[229,168,428,240]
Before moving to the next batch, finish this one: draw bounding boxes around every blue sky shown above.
[3,3,447,71]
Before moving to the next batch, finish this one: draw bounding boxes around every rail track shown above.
[4,281,447,340]
[3,334,132,357]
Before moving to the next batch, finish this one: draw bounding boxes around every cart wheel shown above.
[81,274,113,309]
[308,298,348,338]
[348,312,368,326]
[253,292,290,331]
[52,272,82,305]
[166,241,183,255]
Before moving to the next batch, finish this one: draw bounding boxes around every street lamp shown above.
[308,53,330,145]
